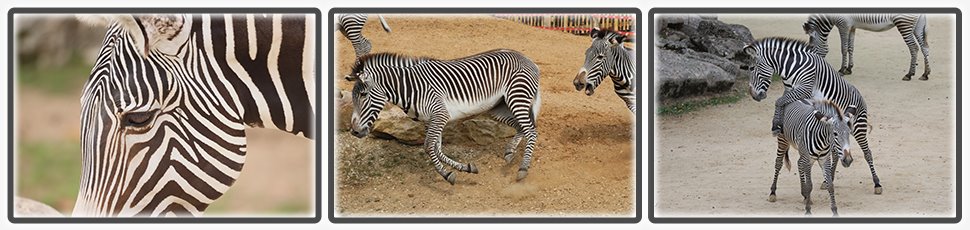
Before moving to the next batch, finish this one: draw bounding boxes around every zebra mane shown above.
[754,36,815,54]
[808,91,845,121]
[351,52,436,74]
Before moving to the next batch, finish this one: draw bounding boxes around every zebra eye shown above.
[597,53,605,58]
[123,110,157,128]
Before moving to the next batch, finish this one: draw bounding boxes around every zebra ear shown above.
[742,44,756,56]
[813,110,831,123]
[134,14,192,57]
[611,35,627,45]
[802,22,816,33]
[843,105,858,120]
[590,27,601,38]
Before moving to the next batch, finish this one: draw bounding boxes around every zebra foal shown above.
[346,49,542,184]
[769,93,857,216]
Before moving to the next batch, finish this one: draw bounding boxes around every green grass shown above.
[18,56,91,95]
[16,140,82,212]
[658,90,744,116]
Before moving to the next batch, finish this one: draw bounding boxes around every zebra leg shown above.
[820,156,838,190]
[768,136,789,203]
[917,23,931,80]
[352,38,372,57]
[838,26,852,75]
[771,103,784,136]
[509,97,539,181]
[489,101,526,163]
[798,155,814,215]
[424,114,457,184]
[899,28,921,81]
[855,130,883,194]
[844,27,856,74]
[823,155,838,216]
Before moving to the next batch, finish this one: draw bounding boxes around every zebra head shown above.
[73,15,248,217]
[811,96,857,168]
[803,14,832,58]
[347,55,392,138]
[575,28,626,96]
[742,43,772,102]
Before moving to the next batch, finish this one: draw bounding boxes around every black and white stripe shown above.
[574,28,635,113]
[803,14,930,80]
[347,49,541,184]
[338,14,391,58]
[73,14,315,217]
[746,37,882,195]
[768,93,856,216]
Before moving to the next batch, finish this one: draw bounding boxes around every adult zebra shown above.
[746,37,882,195]
[803,14,930,80]
[73,14,316,217]
[347,49,541,184]
[573,28,636,113]
[338,14,391,58]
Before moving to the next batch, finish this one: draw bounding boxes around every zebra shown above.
[346,49,541,184]
[768,92,857,216]
[745,37,882,195]
[802,14,930,81]
[573,28,636,113]
[73,14,316,217]
[338,14,391,58]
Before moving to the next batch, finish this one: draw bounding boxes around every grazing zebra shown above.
[346,49,541,184]
[803,14,930,80]
[573,28,636,113]
[338,14,391,57]
[73,14,316,217]
[746,37,882,195]
[769,92,857,216]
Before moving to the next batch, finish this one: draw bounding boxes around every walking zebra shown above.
[803,14,930,80]
[73,14,316,217]
[338,14,391,57]
[746,37,882,195]
[346,49,541,184]
[769,92,857,216]
[574,28,636,113]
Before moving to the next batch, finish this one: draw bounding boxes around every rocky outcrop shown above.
[336,90,516,146]
[655,14,755,100]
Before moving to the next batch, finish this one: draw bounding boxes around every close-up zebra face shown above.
[349,79,386,138]
[574,28,624,96]
[73,15,249,217]
[802,23,830,57]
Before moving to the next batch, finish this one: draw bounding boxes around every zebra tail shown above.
[378,15,392,33]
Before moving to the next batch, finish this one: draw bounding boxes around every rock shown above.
[655,14,756,100]
[370,108,516,146]
[656,49,737,99]
[14,197,63,217]
[337,90,353,132]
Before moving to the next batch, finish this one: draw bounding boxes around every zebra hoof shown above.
[467,163,479,174]
[919,75,929,81]
[820,183,829,190]
[444,172,456,185]
[902,74,914,81]
[516,169,529,181]
[874,186,883,195]
[504,153,514,164]
[767,194,776,202]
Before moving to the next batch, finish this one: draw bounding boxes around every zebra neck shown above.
[193,14,315,138]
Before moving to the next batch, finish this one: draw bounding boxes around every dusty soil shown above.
[15,87,313,216]
[333,15,636,217]
[655,14,957,217]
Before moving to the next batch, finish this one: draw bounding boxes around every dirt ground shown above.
[15,87,313,216]
[333,15,636,217]
[655,14,957,217]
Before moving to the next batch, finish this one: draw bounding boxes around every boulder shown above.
[14,197,63,217]
[655,14,756,100]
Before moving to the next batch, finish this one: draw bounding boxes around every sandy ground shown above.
[15,87,313,216]
[655,14,957,217]
[333,15,636,217]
